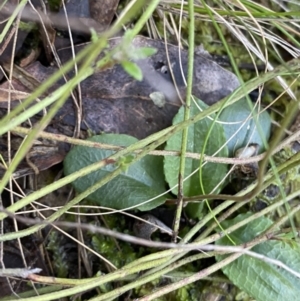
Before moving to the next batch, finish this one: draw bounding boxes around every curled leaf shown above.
[219,99,271,156]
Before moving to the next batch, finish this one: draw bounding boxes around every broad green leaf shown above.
[121,61,143,81]
[219,98,271,156]
[216,214,300,301]
[64,134,167,211]
[164,98,228,197]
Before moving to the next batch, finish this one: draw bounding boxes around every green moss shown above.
[46,231,69,278]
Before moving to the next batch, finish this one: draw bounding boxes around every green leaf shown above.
[90,28,99,43]
[121,61,143,81]
[216,214,300,301]
[164,98,228,197]
[219,98,272,156]
[130,47,157,60]
[63,134,167,211]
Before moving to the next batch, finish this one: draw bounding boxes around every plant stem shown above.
[173,0,195,241]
